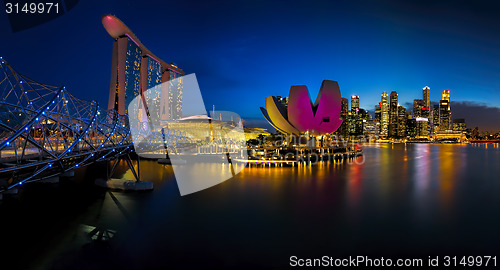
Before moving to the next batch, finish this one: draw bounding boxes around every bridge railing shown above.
[0,58,132,192]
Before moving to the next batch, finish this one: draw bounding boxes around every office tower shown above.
[276,96,288,109]
[363,119,380,137]
[374,104,381,121]
[397,105,406,137]
[102,15,185,119]
[359,108,369,120]
[380,92,389,137]
[341,97,349,115]
[453,119,466,132]
[432,105,440,133]
[412,99,424,118]
[439,99,451,130]
[348,111,363,136]
[413,99,428,137]
[442,90,450,110]
[406,118,417,138]
[389,91,398,137]
[351,95,359,112]
[333,98,348,138]
[423,86,430,109]
[415,117,429,137]
[333,97,349,138]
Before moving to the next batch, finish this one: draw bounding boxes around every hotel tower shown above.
[102,15,185,120]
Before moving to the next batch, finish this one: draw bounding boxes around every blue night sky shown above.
[1,0,500,131]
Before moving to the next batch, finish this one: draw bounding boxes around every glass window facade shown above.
[124,39,142,114]
[169,70,183,120]
[146,58,163,120]
[147,59,162,89]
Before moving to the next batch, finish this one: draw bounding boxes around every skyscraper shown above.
[380,92,389,137]
[442,90,450,110]
[102,15,185,119]
[437,90,452,131]
[452,119,466,132]
[439,99,451,130]
[351,95,359,112]
[406,118,417,138]
[412,99,424,118]
[374,103,381,121]
[165,68,184,120]
[389,91,398,137]
[337,97,349,138]
[397,105,406,137]
[341,97,348,115]
[412,99,429,138]
[432,105,440,133]
[348,110,363,136]
[276,96,288,109]
[423,86,430,109]
[363,119,380,138]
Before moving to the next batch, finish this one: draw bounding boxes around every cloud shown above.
[452,101,500,132]
[361,101,500,132]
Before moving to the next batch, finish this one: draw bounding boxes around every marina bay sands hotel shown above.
[102,15,185,120]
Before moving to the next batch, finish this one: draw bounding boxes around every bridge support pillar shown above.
[95,178,153,191]
[1,188,18,199]
[41,176,59,184]
[4,188,18,195]
[95,154,153,191]
[60,170,75,177]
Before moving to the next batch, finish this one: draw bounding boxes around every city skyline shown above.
[1,0,499,131]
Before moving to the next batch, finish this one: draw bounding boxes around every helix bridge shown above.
[0,58,135,195]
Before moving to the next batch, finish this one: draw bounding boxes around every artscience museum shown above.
[260,80,343,136]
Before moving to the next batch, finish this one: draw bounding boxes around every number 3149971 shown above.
[6,3,59,14]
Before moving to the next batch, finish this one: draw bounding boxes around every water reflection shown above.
[107,144,500,222]
[5,144,500,269]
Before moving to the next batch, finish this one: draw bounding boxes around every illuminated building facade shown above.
[397,105,406,137]
[348,111,363,136]
[348,96,365,136]
[432,105,440,133]
[335,97,349,138]
[351,95,359,112]
[363,119,380,137]
[423,86,430,109]
[380,92,389,137]
[452,118,466,132]
[406,118,416,138]
[442,90,450,110]
[260,80,343,136]
[389,91,398,137]
[276,96,289,109]
[438,90,451,131]
[374,104,381,121]
[102,15,185,119]
[439,99,451,130]
[413,99,429,137]
[141,56,162,120]
[413,99,424,117]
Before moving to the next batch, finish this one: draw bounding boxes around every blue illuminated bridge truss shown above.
[0,58,135,193]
